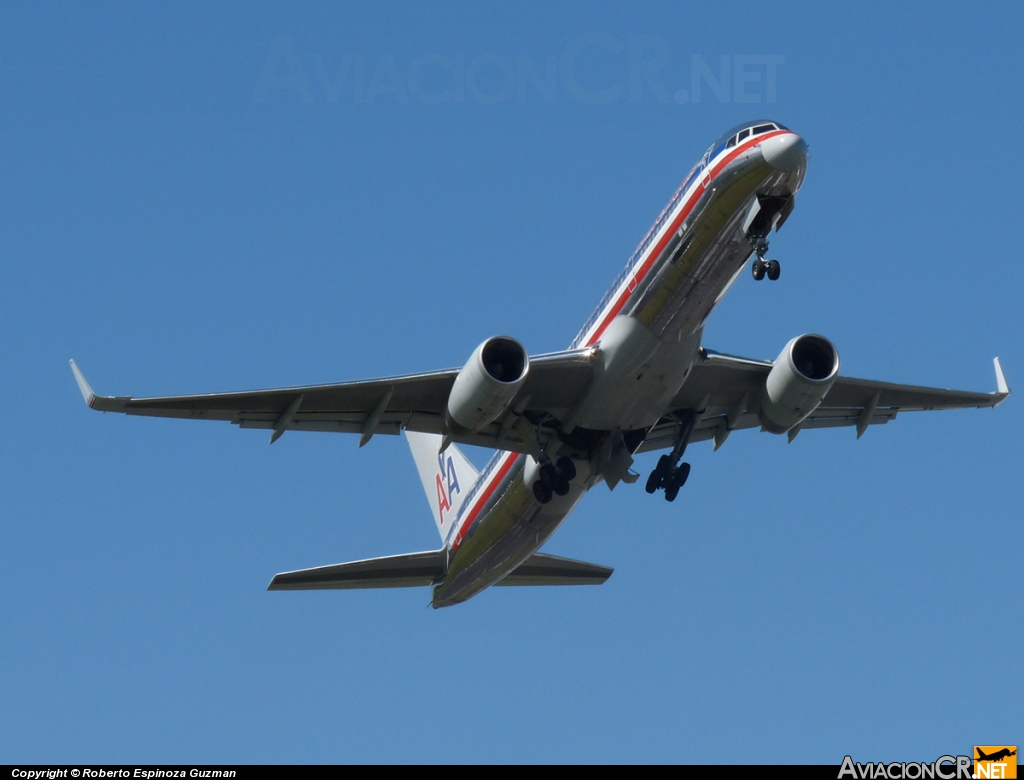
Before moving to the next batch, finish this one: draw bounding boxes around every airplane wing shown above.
[69,349,595,453]
[639,350,1010,452]
[71,345,1008,456]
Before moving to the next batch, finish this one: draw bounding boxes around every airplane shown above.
[70,119,1010,608]
[976,749,1017,762]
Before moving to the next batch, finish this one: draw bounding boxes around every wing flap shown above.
[495,552,613,587]
[267,549,447,590]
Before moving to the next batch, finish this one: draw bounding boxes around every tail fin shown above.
[405,431,480,543]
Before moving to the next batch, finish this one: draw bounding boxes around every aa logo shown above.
[434,452,461,526]
[975,747,1017,779]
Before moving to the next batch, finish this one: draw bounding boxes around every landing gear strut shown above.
[531,455,577,504]
[750,236,781,282]
[645,411,696,502]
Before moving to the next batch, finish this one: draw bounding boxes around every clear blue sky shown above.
[2,2,1021,764]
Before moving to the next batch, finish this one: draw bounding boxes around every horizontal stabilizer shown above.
[495,552,613,587]
[268,549,446,590]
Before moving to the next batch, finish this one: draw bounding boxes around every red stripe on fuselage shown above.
[449,131,791,552]
[450,451,518,550]
[583,130,789,347]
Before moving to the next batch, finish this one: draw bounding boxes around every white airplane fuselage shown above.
[71,121,1005,602]
[433,122,808,607]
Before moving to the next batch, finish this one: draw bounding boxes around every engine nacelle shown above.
[446,336,529,433]
[759,334,840,434]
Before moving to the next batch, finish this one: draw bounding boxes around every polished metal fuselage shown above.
[432,131,806,607]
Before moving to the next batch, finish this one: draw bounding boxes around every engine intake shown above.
[446,336,529,433]
[759,334,840,434]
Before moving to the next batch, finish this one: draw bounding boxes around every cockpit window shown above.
[708,120,789,154]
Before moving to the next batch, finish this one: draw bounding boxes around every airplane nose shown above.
[762,133,808,172]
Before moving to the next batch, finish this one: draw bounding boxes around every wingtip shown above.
[994,357,1010,397]
[69,359,97,408]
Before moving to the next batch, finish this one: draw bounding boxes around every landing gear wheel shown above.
[539,464,557,490]
[646,455,671,493]
[766,259,781,281]
[532,479,553,504]
[674,461,691,489]
[555,456,577,483]
[647,413,697,502]
[663,462,690,502]
[752,259,766,281]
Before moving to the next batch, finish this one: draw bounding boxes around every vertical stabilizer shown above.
[405,431,480,543]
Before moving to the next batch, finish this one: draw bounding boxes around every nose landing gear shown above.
[645,411,697,502]
[750,236,781,281]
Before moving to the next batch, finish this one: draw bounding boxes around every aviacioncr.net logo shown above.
[839,755,973,780]
[974,747,1017,779]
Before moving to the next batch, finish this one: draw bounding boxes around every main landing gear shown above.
[750,236,781,282]
[531,456,577,504]
[645,411,697,503]
[646,457,690,502]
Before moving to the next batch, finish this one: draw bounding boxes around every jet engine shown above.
[758,334,840,434]
[446,336,529,433]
